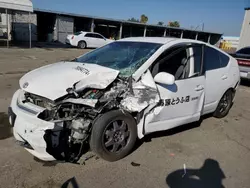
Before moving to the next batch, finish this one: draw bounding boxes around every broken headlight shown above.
[24,92,55,109]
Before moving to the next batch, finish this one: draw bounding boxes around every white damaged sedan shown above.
[9,37,240,162]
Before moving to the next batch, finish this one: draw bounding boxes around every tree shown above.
[128,17,139,22]
[168,21,180,28]
[158,21,164,26]
[140,14,148,24]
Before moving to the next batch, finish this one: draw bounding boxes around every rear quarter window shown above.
[219,53,229,68]
[74,32,82,36]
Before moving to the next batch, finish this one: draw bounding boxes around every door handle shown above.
[222,75,228,80]
[195,85,204,91]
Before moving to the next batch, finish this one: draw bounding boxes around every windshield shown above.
[75,41,162,77]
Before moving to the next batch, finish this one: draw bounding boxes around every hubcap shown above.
[103,120,130,153]
[219,93,230,113]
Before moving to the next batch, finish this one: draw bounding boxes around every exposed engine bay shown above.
[22,73,159,162]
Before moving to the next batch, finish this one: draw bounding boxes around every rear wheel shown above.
[90,110,137,162]
[213,90,233,118]
[78,41,86,49]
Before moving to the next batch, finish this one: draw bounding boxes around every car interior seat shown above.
[175,58,188,80]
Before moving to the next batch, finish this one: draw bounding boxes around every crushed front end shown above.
[10,78,131,162]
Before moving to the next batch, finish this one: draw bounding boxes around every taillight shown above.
[71,36,74,39]
[237,59,250,66]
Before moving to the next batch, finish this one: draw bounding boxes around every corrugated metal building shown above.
[33,8,222,45]
[1,7,223,45]
[238,7,250,50]
[0,0,33,47]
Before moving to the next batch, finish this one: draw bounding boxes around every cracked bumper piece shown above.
[10,89,56,161]
[8,107,16,127]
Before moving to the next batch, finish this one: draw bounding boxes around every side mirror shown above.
[154,72,175,85]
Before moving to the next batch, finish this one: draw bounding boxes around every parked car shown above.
[230,47,250,80]
[9,37,240,163]
[66,31,113,49]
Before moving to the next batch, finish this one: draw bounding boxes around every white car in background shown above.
[230,47,250,80]
[9,37,240,163]
[66,31,113,49]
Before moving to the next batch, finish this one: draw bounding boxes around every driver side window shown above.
[151,45,203,81]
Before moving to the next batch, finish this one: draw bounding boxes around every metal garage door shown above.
[57,15,73,44]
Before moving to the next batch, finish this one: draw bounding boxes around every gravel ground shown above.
[0,47,249,188]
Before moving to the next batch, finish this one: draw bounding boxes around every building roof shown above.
[0,0,33,12]
[34,8,222,36]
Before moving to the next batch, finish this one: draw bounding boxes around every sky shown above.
[32,0,249,36]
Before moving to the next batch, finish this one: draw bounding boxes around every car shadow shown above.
[61,177,79,188]
[0,40,70,49]
[0,112,13,140]
[240,79,250,87]
[166,158,226,188]
[133,114,213,151]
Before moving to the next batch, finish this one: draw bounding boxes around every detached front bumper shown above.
[9,89,57,161]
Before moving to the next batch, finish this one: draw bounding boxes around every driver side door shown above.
[145,44,206,134]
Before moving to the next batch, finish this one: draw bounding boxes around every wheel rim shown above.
[103,120,130,153]
[80,42,85,48]
[218,92,230,113]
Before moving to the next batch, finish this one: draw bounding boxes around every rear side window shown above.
[93,34,104,39]
[204,46,221,71]
[85,33,93,37]
[204,46,229,71]
[85,33,104,39]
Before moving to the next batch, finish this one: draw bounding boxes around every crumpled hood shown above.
[20,61,119,101]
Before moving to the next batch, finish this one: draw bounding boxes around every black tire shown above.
[78,41,86,49]
[90,110,137,162]
[213,89,233,118]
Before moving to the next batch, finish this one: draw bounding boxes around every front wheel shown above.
[213,90,233,118]
[90,110,137,162]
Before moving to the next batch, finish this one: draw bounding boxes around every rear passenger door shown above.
[203,46,230,113]
[84,33,96,48]
[92,34,107,48]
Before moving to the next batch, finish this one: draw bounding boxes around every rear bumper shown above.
[239,66,250,80]
[240,72,250,80]
[9,89,56,161]
[65,39,74,46]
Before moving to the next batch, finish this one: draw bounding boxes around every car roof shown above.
[118,37,206,45]
[119,37,176,44]
[79,31,101,35]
